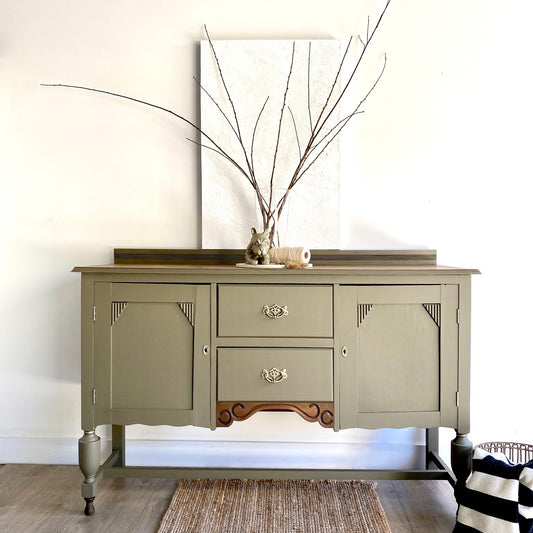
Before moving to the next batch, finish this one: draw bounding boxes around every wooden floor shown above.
[0,464,458,532]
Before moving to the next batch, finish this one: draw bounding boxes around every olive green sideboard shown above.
[73,250,478,515]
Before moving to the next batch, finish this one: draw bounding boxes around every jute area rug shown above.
[158,479,392,533]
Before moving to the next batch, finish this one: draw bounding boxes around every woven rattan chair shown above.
[477,441,533,464]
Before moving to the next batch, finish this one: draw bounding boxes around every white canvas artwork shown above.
[200,39,341,249]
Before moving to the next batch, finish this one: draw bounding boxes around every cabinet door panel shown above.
[338,285,458,430]
[358,303,439,413]
[93,283,210,427]
[111,302,193,410]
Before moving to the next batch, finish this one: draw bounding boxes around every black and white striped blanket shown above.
[454,447,533,533]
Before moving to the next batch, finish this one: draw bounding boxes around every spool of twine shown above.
[270,247,311,268]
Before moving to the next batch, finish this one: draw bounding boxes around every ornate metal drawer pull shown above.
[262,304,288,319]
[261,367,288,384]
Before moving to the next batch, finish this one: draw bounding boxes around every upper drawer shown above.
[218,284,333,338]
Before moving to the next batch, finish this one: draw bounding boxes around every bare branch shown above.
[193,75,239,140]
[268,41,295,210]
[41,83,252,184]
[250,96,269,178]
[294,53,388,185]
[308,110,364,156]
[203,25,257,185]
[186,137,254,185]
[309,36,352,137]
[203,26,243,142]
[275,0,391,204]
[187,136,269,230]
[310,0,391,143]
[276,35,355,197]
[287,106,302,161]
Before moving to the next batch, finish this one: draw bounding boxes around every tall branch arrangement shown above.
[42,0,391,244]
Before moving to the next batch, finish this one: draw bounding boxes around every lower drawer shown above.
[217,348,333,402]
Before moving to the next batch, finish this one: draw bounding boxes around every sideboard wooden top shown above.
[73,263,479,276]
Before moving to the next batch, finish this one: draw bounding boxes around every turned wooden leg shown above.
[451,431,472,496]
[83,497,95,516]
[79,430,101,515]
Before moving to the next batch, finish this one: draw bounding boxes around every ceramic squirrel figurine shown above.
[244,227,271,265]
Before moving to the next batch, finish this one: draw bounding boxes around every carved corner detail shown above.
[357,304,373,327]
[216,401,334,428]
[177,302,194,327]
[111,302,128,325]
[423,303,441,327]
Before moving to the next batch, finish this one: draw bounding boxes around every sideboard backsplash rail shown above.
[114,248,438,266]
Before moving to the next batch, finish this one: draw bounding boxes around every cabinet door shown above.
[93,283,210,428]
[338,285,458,430]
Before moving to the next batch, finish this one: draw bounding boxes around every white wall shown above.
[1,0,532,465]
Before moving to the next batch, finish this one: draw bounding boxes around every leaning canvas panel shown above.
[200,40,341,249]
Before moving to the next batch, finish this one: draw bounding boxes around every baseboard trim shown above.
[0,438,79,465]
